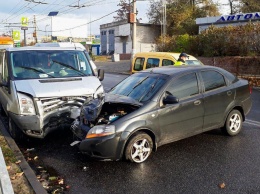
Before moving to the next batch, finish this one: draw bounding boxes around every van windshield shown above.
[10,50,94,79]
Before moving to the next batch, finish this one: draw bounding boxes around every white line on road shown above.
[244,119,260,127]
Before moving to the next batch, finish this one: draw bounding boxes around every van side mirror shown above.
[163,95,179,105]
[98,69,104,81]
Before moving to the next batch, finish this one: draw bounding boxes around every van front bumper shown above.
[8,112,44,138]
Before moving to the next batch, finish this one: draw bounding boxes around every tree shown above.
[240,0,260,13]
[147,0,220,35]
[113,0,131,21]
[226,0,240,14]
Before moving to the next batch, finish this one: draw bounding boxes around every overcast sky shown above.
[0,0,230,41]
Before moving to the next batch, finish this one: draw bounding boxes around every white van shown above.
[0,46,104,140]
[35,42,97,74]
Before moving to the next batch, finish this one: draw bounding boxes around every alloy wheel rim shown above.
[131,138,151,163]
[229,113,241,132]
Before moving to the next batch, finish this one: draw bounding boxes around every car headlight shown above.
[86,125,115,139]
[93,85,104,99]
[17,93,36,115]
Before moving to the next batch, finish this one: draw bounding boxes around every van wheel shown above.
[125,132,153,163]
[8,118,24,141]
[222,110,242,136]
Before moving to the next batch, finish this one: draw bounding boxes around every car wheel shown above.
[222,110,243,136]
[125,132,153,163]
[8,118,24,141]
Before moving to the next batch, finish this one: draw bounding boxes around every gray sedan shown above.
[71,65,252,163]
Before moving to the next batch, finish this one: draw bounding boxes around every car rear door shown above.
[158,72,204,144]
[200,70,235,130]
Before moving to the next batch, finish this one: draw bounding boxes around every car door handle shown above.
[227,91,232,96]
[194,100,201,106]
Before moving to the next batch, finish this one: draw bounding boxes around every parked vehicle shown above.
[131,52,204,73]
[0,36,14,49]
[35,42,97,74]
[0,47,104,140]
[71,65,252,163]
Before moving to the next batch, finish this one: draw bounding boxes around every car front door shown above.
[200,70,235,130]
[158,72,204,145]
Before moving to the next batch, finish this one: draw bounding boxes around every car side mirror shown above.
[98,69,104,81]
[163,95,179,105]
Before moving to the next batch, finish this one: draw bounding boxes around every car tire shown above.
[8,118,24,141]
[125,132,153,163]
[222,110,243,136]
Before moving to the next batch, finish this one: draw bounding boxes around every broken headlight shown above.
[93,85,104,99]
[86,125,115,139]
[17,93,36,115]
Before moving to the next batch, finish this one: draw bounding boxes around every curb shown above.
[0,119,47,194]
[0,147,14,194]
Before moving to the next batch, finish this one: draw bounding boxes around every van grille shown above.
[38,96,89,114]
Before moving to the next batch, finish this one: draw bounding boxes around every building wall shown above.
[100,20,160,55]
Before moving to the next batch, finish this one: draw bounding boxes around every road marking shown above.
[244,119,260,127]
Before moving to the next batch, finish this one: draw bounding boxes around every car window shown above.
[134,57,145,71]
[2,52,8,83]
[146,58,160,69]
[162,59,174,66]
[167,73,199,99]
[201,70,226,91]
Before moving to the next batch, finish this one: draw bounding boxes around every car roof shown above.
[140,65,225,76]
[3,46,84,52]
[134,52,198,60]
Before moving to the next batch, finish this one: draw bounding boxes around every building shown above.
[100,20,160,57]
[196,12,260,33]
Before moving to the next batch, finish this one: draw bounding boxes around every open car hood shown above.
[82,93,142,125]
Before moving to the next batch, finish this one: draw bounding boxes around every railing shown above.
[0,148,14,194]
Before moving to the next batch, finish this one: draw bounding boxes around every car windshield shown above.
[109,73,167,102]
[186,60,203,65]
[11,50,93,79]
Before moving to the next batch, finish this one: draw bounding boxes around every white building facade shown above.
[100,20,160,55]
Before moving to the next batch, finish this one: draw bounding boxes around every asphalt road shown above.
[2,73,260,194]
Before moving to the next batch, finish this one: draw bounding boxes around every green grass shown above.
[0,132,17,164]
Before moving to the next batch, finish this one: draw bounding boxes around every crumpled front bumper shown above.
[70,120,120,161]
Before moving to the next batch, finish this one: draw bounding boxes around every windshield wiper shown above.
[132,76,148,89]
[52,60,87,76]
[16,66,55,78]
[139,77,160,102]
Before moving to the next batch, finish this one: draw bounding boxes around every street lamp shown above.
[48,11,59,41]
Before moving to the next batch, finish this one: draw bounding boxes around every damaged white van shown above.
[0,47,104,140]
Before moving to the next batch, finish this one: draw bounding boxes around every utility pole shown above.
[131,0,136,63]
[33,15,37,43]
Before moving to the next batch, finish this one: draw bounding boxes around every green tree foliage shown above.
[147,0,219,36]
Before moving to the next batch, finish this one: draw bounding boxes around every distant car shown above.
[71,65,252,163]
[131,52,204,73]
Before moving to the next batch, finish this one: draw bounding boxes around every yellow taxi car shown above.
[131,52,204,73]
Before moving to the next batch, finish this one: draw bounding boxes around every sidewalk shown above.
[95,60,131,74]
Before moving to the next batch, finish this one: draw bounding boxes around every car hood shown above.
[14,77,102,97]
[82,93,142,123]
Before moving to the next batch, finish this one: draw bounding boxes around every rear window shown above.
[162,59,174,66]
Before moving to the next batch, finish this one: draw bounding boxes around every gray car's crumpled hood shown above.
[82,93,142,123]
[14,77,102,97]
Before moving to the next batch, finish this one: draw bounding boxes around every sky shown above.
[0,0,230,42]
